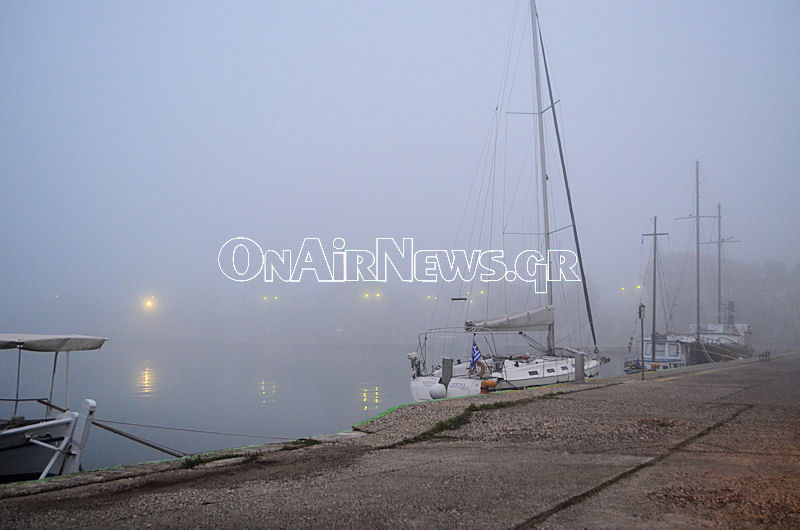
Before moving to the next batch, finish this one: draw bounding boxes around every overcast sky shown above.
[1,1,797,342]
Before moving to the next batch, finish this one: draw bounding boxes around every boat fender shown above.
[480,380,497,394]
[429,383,447,399]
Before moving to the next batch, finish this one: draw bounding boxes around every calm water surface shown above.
[1,339,410,470]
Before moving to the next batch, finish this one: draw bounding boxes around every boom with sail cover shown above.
[465,305,554,332]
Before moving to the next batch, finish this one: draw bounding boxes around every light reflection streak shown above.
[361,385,381,412]
[260,380,278,405]
[137,365,156,395]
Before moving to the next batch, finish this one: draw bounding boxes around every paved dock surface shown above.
[2,353,799,528]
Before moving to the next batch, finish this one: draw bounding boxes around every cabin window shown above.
[546,368,555,374]
[528,370,539,376]
[560,366,568,371]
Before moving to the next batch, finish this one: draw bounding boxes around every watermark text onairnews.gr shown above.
[218,237,581,294]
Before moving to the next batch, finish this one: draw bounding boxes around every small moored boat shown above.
[0,334,107,482]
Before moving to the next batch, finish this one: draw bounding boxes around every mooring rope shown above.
[94,418,294,441]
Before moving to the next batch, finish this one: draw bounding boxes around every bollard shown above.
[575,353,585,383]
[441,357,453,387]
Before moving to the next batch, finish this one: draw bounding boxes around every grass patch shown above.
[396,408,474,446]
[280,438,321,451]
[464,392,556,413]
[427,409,473,434]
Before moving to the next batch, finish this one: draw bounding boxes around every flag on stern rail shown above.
[471,341,482,370]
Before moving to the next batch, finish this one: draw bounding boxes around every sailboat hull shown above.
[496,358,600,390]
[683,341,753,364]
[410,356,600,401]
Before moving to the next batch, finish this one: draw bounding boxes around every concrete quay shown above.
[1,352,798,528]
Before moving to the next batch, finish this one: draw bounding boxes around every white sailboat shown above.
[0,334,107,482]
[408,1,601,401]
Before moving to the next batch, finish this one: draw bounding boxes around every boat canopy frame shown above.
[0,334,108,420]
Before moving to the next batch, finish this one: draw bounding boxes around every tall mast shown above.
[538,19,598,350]
[695,161,700,341]
[717,203,722,323]
[698,202,739,323]
[643,217,668,362]
[530,0,553,353]
[678,162,731,338]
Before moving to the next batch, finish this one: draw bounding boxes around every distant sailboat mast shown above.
[704,203,739,324]
[530,0,554,354]
[679,163,741,336]
[695,161,701,342]
[643,217,668,362]
[676,160,704,343]
[717,203,722,323]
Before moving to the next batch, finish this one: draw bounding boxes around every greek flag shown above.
[470,341,482,370]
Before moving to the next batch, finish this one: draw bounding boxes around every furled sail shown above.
[465,305,554,332]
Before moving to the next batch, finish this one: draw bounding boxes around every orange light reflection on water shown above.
[260,380,278,405]
[138,365,156,395]
[362,385,381,412]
